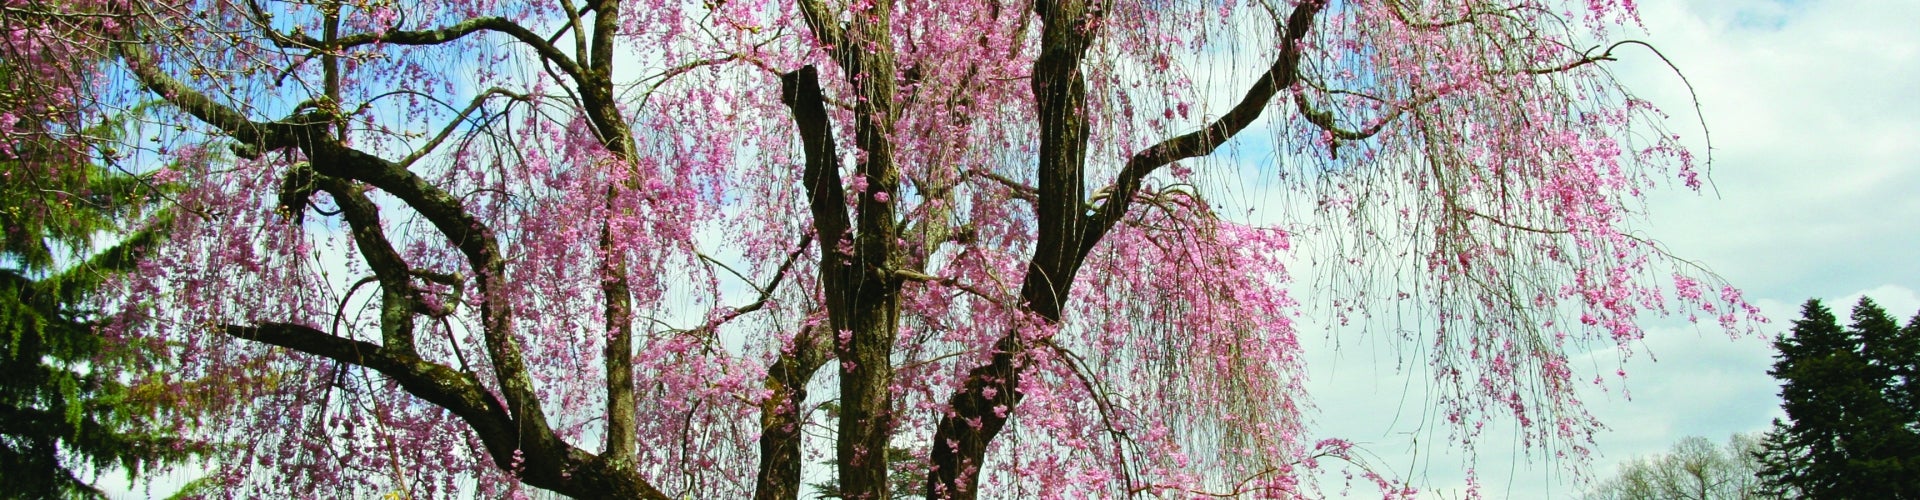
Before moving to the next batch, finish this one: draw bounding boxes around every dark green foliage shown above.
[1887,313,1920,432]
[1,103,204,496]
[1755,298,1920,499]
[809,444,928,499]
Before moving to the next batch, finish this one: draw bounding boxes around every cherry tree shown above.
[4,0,1759,497]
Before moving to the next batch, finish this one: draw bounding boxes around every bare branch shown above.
[116,41,310,155]
[690,232,814,335]
[224,323,671,499]
[310,172,422,353]
[284,16,585,83]
[1291,89,1435,142]
[558,0,591,71]
[964,167,1038,203]
[893,268,1011,308]
[1082,0,1327,258]
[399,88,532,169]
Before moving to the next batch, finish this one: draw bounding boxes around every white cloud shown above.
[1297,0,1920,497]
[1833,284,1920,319]
[1627,0,1920,302]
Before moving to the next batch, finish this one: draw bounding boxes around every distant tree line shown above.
[1583,433,1765,500]
[1589,297,1920,499]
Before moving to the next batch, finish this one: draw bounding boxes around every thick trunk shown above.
[782,4,905,491]
[578,0,640,471]
[924,0,1095,496]
[924,2,1327,497]
[755,328,832,500]
[834,3,905,495]
[837,301,900,498]
[598,214,637,468]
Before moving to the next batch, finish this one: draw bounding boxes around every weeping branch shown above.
[121,35,674,499]
[926,2,1327,498]
[1083,0,1326,259]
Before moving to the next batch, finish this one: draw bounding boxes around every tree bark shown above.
[924,2,1326,497]
[754,327,832,500]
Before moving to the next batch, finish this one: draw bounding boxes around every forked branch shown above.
[271,13,585,83]
[121,34,681,498]
[1083,0,1326,257]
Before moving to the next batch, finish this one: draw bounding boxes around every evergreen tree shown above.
[1845,300,1920,498]
[1889,313,1920,431]
[1,73,203,496]
[1756,298,1920,498]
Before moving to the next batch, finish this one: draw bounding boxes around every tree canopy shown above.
[1583,433,1765,500]
[1757,298,1920,498]
[2,0,1758,497]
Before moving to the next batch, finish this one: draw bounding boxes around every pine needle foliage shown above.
[1755,298,1920,498]
[0,103,204,497]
